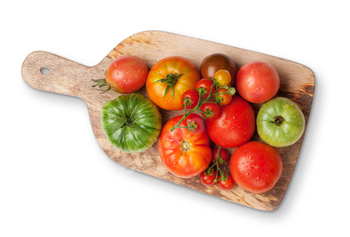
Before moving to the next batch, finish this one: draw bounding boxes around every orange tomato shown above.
[146,56,201,110]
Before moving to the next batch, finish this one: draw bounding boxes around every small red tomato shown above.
[105,55,148,94]
[212,147,228,164]
[200,102,221,120]
[236,61,280,103]
[200,170,217,187]
[217,174,235,190]
[181,89,199,109]
[215,88,232,106]
[196,79,216,98]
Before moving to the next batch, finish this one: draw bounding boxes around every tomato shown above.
[146,56,201,110]
[200,102,221,120]
[181,89,199,109]
[158,113,212,178]
[214,69,231,86]
[212,147,228,164]
[103,55,148,94]
[217,174,235,191]
[196,78,216,98]
[200,170,217,187]
[236,60,280,103]
[205,95,255,148]
[215,88,232,106]
[257,97,305,147]
[101,94,162,153]
[200,53,237,86]
[230,141,282,194]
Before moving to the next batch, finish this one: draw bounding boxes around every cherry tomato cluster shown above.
[200,147,235,190]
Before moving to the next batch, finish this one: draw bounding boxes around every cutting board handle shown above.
[21,51,106,99]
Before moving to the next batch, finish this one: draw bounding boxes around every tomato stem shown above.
[271,116,285,126]
[155,73,184,100]
[205,148,228,183]
[169,79,236,132]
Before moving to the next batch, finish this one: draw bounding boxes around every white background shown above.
[1,1,348,236]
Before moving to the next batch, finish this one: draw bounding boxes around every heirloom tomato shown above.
[101,94,162,153]
[146,56,201,110]
[95,55,148,94]
[230,141,282,194]
[200,53,237,86]
[205,95,255,148]
[257,97,305,147]
[158,114,212,178]
[236,60,280,103]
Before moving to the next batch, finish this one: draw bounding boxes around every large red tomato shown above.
[105,55,148,94]
[158,114,212,178]
[205,95,255,148]
[230,141,283,194]
[236,61,280,103]
[146,56,201,110]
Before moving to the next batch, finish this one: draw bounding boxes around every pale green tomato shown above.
[257,97,305,147]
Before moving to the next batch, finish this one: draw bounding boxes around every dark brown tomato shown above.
[200,53,237,86]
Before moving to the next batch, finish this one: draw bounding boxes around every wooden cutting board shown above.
[21,30,315,211]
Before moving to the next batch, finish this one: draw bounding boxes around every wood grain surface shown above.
[21,30,315,211]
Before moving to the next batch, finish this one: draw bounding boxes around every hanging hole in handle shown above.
[40,67,50,75]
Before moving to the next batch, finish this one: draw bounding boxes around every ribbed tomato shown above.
[158,114,212,178]
[146,56,201,110]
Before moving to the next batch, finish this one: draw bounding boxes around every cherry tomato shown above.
[212,147,228,164]
[217,174,235,191]
[230,141,282,193]
[200,102,221,120]
[205,95,255,148]
[214,69,231,86]
[236,61,280,103]
[181,89,199,109]
[146,56,201,110]
[196,79,216,98]
[200,53,237,86]
[215,88,232,106]
[104,55,148,94]
[158,114,211,178]
[200,170,217,187]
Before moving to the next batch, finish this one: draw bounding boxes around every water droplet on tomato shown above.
[255,87,261,91]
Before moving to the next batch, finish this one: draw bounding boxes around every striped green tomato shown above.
[101,93,162,153]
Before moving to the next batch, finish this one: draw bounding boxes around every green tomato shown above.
[257,97,305,147]
[101,93,162,153]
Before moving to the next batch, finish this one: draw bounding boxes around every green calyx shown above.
[272,116,285,126]
[92,79,111,93]
[155,73,184,100]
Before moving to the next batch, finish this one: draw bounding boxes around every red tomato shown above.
[200,102,221,120]
[200,170,217,187]
[205,95,255,148]
[217,174,235,190]
[215,88,232,106]
[212,148,228,164]
[146,56,201,110]
[236,61,280,103]
[230,141,282,194]
[196,78,216,98]
[105,55,148,94]
[181,89,199,109]
[158,113,212,178]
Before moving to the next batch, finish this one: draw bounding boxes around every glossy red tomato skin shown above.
[217,174,235,190]
[196,79,216,98]
[181,89,199,109]
[158,113,212,178]
[200,170,217,186]
[236,61,280,103]
[230,141,283,194]
[212,148,228,163]
[200,102,221,120]
[205,95,255,148]
[105,55,148,94]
